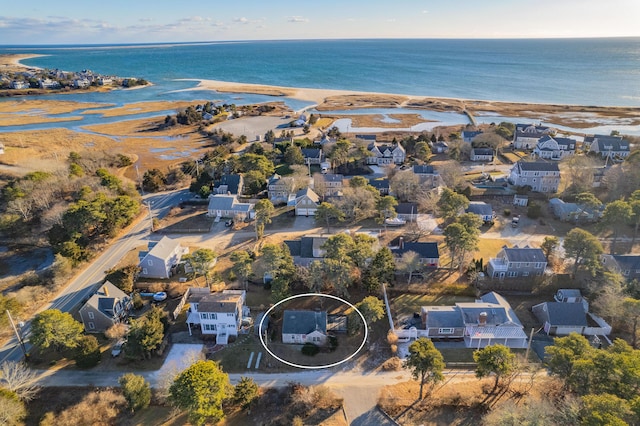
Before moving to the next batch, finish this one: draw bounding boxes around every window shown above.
[142,268,148,275]
[88,322,95,330]
[438,328,455,334]
[211,313,217,320]
[535,262,544,269]
[88,312,94,320]
[624,270,630,276]
[508,271,517,277]
[523,271,530,277]
[147,259,153,266]
[312,336,320,342]
[201,313,207,320]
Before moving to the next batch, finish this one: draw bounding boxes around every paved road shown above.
[0,189,191,364]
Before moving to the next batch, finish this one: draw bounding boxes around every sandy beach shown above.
[188,78,640,129]
[0,54,46,72]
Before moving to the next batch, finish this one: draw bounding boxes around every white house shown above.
[367,143,405,165]
[533,135,576,160]
[186,289,247,345]
[293,187,320,216]
[513,124,554,149]
[10,81,30,89]
[282,310,328,345]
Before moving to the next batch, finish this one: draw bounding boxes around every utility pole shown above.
[145,201,154,232]
[6,310,27,360]
[524,327,535,363]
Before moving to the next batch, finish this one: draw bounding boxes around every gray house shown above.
[487,245,547,279]
[532,290,611,336]
[601,254,640,281]
[470,148,494,162]
[465,201,494,223]
[78,281,132,333]
[138,237,187,279]
[282,310,328,345]
[508,161,560,193]
[549,198,601,223]
[301,148,323,165]
[284,236,328,266]
[207,194,254,219]
[214,174,243,195]
[390,239,439,268]
[420,292,527,348]
[587,135,630,160]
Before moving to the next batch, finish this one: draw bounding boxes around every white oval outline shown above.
[258,293,368,370]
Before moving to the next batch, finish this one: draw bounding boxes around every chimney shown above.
[479,312,487,326]
[103,285,109,297]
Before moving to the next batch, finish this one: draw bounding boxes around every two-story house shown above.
[366,143,406,165]
[487,245,547,279]
[185,289,247,345]
[78,281,132,333]
[513,123,554,149]
[314,173,345,197]
[138,237,187,279]
[412,165,442,189]
[293,187,320,216]
[587,135,631,160]
[301,148,323,165]
[508,160,560,193]
[462,130,483,143]
[470,148,494,162]
[419,292,527,348]
[601,254,640,281]
[390,239,439,268]
[533,135,576,160]
[284,235,329,266]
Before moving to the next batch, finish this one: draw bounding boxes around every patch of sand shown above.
[0,54,46,72]
[83,100,206,117]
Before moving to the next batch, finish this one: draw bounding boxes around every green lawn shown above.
[390,293,475,318]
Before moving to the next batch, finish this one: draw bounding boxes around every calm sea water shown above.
[2,38,640,107]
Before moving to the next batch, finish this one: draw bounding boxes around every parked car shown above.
[111,340,125,357]
[225,220,234,227]
[153,291,167,302]
[512,215,520,227]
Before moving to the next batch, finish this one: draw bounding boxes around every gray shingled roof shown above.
[413,165,435,174]
[423,307,464,328]
[215,174,242,194]
[198,293,242,313]
[517,161,560,172]
[282,310,327,334]
[612,254,640,271]
[536,302,588,326]
[301,148,322,158]
[396,203,418,215]
[392,242,439,259]
[466,201,493,217]
[472,148,494,156]
[144,236,181,261]
[503,247,547,263]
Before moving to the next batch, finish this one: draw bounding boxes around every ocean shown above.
[2,38,640,135]
[3,38,640,107]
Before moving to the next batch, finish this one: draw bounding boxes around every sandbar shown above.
[0,54,46,72]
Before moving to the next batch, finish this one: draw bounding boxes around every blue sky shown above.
[1,0,639,45]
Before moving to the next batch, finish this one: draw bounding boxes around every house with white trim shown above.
[185,289,247,345]
[78,281,132,333]
[487,245,547,279]
[513,123,554,149]
[207,194,254,219]
[533,135,576,160]
[366,142,405,165]
[587,135,630,160]
[282,310,328,345]
[508,160,560,193]
[138,237,187,279]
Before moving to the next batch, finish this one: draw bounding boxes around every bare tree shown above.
[105,323,128,341]
[435,160,466,189]
[390,170,421,203]
[0,361,40,401]
[399,251,421,284]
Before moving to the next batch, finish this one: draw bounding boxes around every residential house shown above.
[97,77,113,85]
[487,245,547,279]
[532,290,611,336]
[282,310,328,345]
[268,174,290,204]
[513,194,528,207]
[78,281,132,333]
[395,203,419,221]
[390,239,439,268]
[549,198,602,223]
[533,135,576,160]
[293,187,320,216]
[185,289,247,344]
[587,135,631,160]
[314,173,345,197]
[513,123,554,149]
[74,78,90,88]
[412,165,442,188]
[10,81,29,89]
[38,79,60,89]
[465,201,494,223]
[206,194,254,219]
[301,148,323,165]
[508,161,560,193]
[284,235,328,266]
[470,148,494,162]
[419,292,527,348]
[214,174,244,196]
[430,141,449,154]
[367,142,406,165]
[355,134,377,143]
[462,130,483,143]
[601,254,640,281]
[367,177,390,195]
[138,237,187,279]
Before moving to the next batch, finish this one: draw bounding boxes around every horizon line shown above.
[1,35,639,48]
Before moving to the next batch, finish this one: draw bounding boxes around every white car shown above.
[111,340,125,357]
[153,292,167,302]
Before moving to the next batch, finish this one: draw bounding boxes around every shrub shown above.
[382,357,403,371]
[118,373,151,413]
[301,343,319,356]
[527,202,543,219]
[503,209,511,217]
[328,335,338,352]
[73,335,101,368]
[132,293,143,310]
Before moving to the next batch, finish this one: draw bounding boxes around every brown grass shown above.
[83,100,207,117]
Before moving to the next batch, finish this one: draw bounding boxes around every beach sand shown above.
[0,54,46,72]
